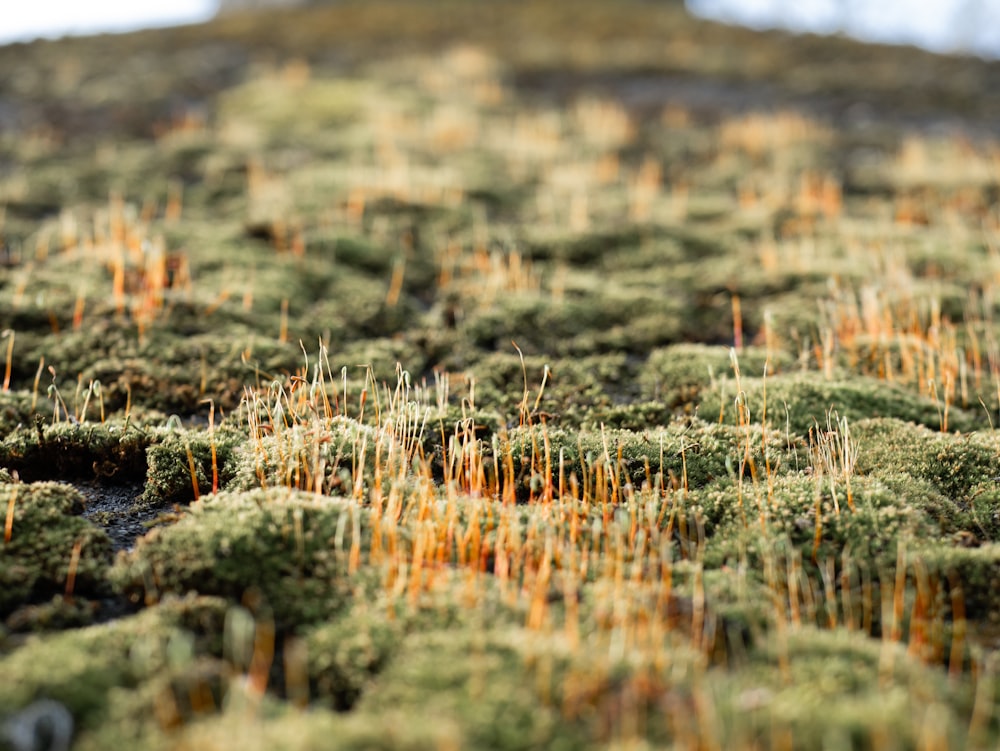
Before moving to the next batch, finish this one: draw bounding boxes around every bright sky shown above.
[0,0,216,44]
[688,0,1000,58]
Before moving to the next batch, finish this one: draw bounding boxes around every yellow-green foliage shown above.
[0,482,113,615]
[111,489,364,628]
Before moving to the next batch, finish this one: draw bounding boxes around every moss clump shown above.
[0,481,113,617]
[459,293,684,358]
[852,418,1000,502]
[639,343,791,411]
[907,544,1000,621]
[0,595,230,740]
[698,373,982,435]
[227,417,378,495]
[139,422,244,508]
[164,701,458,751]
[716,627,970,749]
[303,603,403,711]
[0,420,149,482]
[501,417,796,500]
[696,474,942,570]
[4,594,102,633]
[0,390,52,434]
[358,629,591,750]
[461,351,640,428]
[110,489,364,629]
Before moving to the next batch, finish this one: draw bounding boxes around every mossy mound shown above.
[715,628,974,749]
[0,481,113,617]
[0,390,52,434]
[696,474,943,570]
[302,606,403,712]
[0,595,230,744]
[110,488,364,629]
[907,543,1000,622]
[852,418,1000,503]
[139,423,244,507]
[639,343,792,410]
[699,374,982,435]
[226,416,379,495]
[501,417,797,500]
[0,421,149,482]
[160,701,458,751]
[357,629,593,750]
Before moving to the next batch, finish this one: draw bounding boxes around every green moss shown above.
[139,423,243,507]
[4,1,1000,746]
[359,629,590,751]
[227,417,377,495]
[697,474,942,569]
[110,489,363,629]
[0,390,51,434]
[715,628,970,750]
[217,77,369,141]
[907,544,1000,621]
[0,595,229,735]
[0,481,113,616]
[501,417,795,500]
[303,604,402,711]
[0,420,149,482]
[853,418,1000,502]
[699,374,982,435]
[166,701,458,751]
[639,343,791,410]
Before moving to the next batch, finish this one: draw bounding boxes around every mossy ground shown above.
[3,1,1000,749]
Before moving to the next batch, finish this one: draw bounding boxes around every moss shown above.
[110,489,363,629]
[217,77,368,141]
[699,374,982,435]
[501,417,795,500]
[139,423,243,507]
[697,474,942,570]
[639,343,791,410]
[303,603,403,711]
[714,627,970,750]
[0,481,113,616]
[450,351,641,428]
[907,544,1000,622]
[227,417,377,495]
[4,594,102,633]
[0,390,52,434]
[358,629,591,751]
[165,701,459,751]
[460,294,684,358]
[4,0,1000,746]
[0,420,149,482]
[852,418,1000,502]
[0,595,229,736]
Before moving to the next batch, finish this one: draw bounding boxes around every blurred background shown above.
[2,0,999,59]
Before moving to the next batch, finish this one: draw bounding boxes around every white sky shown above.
[688,0,1000,58]
[0,0,216,44]
[0,0,997,59]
